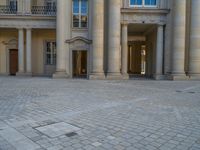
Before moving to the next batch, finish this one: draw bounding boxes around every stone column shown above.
[53,0,70,78]
[17,28,24,74]
[89,0,105,79]
[121,22,129,79]
[154,24,164,80]
[17,0,23,14]
[107,0,122,79]
[171,0,187,80]
[26,28,32,75]
[188,0,200,79]
[24,0,31,14]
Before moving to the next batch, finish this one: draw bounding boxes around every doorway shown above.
[128,42,146,76]
[9,49,18,75]
[73,50,87,78]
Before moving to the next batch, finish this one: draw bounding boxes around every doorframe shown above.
[70,49,89,79]
[5,38,18,75]
[9,49,18,75]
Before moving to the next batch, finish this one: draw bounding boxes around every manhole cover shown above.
[66,132,78,137]
[35,122,81,138]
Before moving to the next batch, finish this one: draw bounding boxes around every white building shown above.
[0,0,199,80]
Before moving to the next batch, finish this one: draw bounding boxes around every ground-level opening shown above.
[72,50,87,78]
[127,24,157,79]
[9,49,18,75]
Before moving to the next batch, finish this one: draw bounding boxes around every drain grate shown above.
[66,132,78,137]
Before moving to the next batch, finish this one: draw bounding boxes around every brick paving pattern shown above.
[0,76,200,150]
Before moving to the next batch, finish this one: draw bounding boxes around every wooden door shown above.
[9,49,18,75]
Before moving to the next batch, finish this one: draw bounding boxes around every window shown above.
[73,0,88,28]
[9,0,17,12]
[45,0,56,15]
[130,0,157,7]
[46,42,56,65]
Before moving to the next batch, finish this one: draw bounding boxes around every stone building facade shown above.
[0,0,199,80]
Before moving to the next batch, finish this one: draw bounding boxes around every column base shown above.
[106,73,124,80]
[168,74,189,80]
[89,73,105,80]
[122,73,129,80]
[153,74,166,80]
[52,71,69,79]
[188,74,200,80]
[16,72,32,77]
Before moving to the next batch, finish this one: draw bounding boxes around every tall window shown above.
[46,42,56,65]
[130,0,157,7]
[9,0,17,12]
[45,0,56,14]
[73,0,88,28]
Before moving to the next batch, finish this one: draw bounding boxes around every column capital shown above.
[121,21,129,26]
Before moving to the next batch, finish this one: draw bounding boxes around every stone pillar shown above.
[24,0,31,14]
[188,0,200,79]
[154,24,164,80]
[171,0,187,80]
[89,0,105,79]
[121,22,129,79]
[53,0,70,78]
[17,28,24,74]
[17,0,23,14]
[107,0,122,79]
[26,28,32,75]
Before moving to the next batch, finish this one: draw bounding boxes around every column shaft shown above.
[18,28,24,73]
[171,0,186,76]
[107,0,122,78]
[121,23,128,77]
[155,25,164,79]
[90,0,105,79]
[53,0,71,78]
[26,28,32,74]
[188,0,200,78]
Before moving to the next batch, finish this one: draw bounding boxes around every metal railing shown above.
[31,6,56,16]
[0,5,17,14]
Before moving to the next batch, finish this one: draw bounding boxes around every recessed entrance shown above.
[9,49,18,75]
[128,42,146,75]
[128,24,157,78]
[73,50,87,78]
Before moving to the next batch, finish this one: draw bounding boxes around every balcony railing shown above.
[31,6,56,16]
[0,5,17,14]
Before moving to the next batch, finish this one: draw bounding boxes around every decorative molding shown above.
[65,36,92,44]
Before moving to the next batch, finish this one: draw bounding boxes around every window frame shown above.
[72,0,88,29]
[129,0,158,8]
[45,41,56,66]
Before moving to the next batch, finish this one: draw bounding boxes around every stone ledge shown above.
[89,73,105,80]
[167,74,189,81]
[16,72,32,77]
[52,72,69,79]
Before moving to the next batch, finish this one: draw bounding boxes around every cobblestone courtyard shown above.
[0,77,200,150]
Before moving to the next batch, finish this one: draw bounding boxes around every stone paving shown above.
[0,76,200,150]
